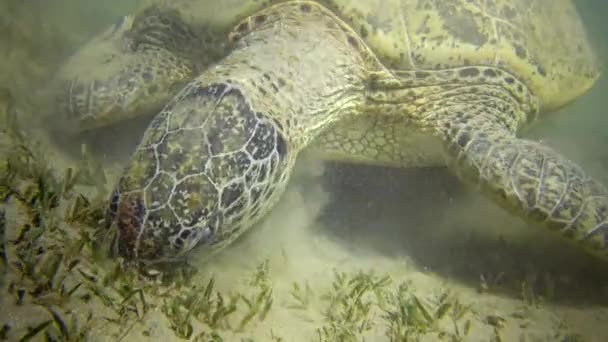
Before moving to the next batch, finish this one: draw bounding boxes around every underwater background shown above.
[1,0,608,341]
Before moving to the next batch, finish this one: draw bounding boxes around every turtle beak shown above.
[105,190,145,260]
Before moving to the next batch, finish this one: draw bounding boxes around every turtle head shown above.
[100,1,373,265]
[104,84,294,265]
[51,7,222,133]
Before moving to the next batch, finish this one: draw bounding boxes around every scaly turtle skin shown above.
[52,0,605,265]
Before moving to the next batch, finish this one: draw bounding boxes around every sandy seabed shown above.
[1,125,608,342]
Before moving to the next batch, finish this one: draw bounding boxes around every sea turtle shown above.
[51,0,606,265]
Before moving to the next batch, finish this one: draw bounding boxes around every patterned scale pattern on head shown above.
[106,81,291,263]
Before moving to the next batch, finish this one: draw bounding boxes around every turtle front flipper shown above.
[106,1,373,265]
[435,102,608,259]
[51,5,225,133]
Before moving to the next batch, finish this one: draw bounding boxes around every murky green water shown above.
[1,1,608,341]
